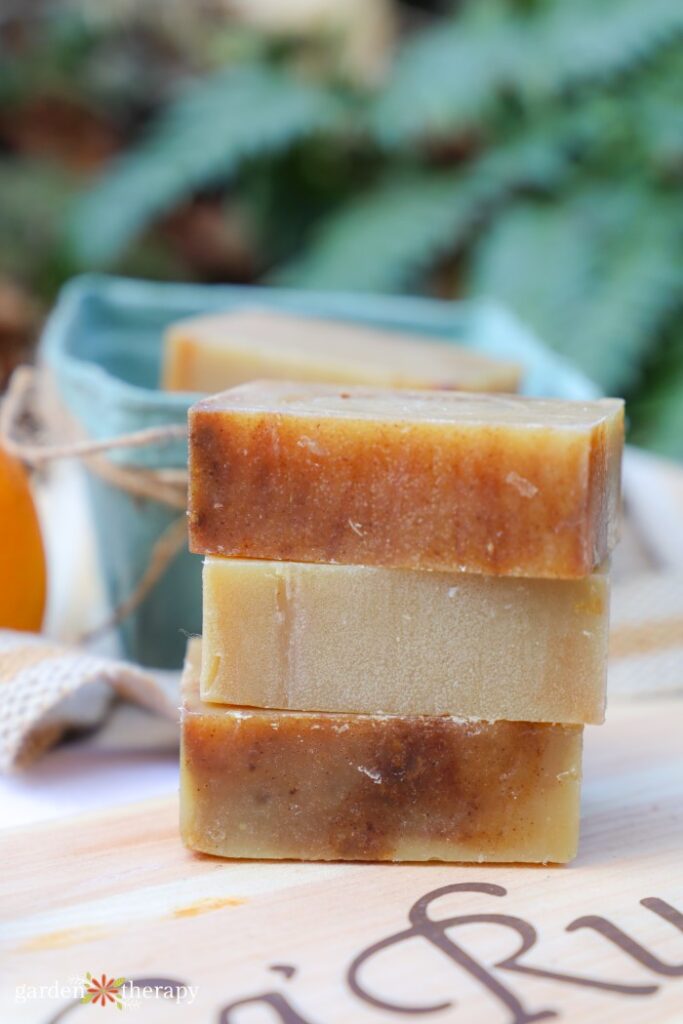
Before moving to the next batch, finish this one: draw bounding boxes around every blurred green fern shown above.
[5,0,683,453]
[470,189,683,393]
[69,64,344,266]
[0,160,78,299]
[372,0,683,144]
[273,120,577,292]
[628,320,683,457]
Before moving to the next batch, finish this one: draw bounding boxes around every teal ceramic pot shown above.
[41,273,597,668]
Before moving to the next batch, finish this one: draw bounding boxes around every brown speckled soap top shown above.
[180,641,583,864]
[188,382,624,579]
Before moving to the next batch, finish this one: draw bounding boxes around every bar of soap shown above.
[162,307,521,393]
[181,641,582,864]
[189,382,624,578]
[201,557,609,723]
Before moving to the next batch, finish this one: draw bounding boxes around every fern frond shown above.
[518,0,683,99]
[68,64,343,267]
[272,173,467,292]
[627,48,683,171]
[570,208,683,392]
[374,0,683,145]
[0,159,77,291]
[371,6,522,145]
[273,122,575,292]
[628,327,683,458]
[468,200,596,364]
[469,189,683,392]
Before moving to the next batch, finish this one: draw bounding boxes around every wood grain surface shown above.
[1,699,682,1023]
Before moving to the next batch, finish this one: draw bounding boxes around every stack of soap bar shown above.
[162,307,521,393]
[182,381,624,864]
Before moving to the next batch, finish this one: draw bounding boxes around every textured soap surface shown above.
[181,641,583,864]
[163,308,521,393]
[202,557,609,723]
[189,382,624,578]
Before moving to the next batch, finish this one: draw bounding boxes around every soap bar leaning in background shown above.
[189,382,624,578]
[181,641,583,864]
[202,557,609,723]
[162,307,521,393]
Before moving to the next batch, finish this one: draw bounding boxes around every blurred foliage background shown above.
[1,0,682,453]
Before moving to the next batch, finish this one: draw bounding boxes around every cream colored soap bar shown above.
[163,308,521,393]
[181,641,583,864]
[189,381,624,579]
[201,557,609,723]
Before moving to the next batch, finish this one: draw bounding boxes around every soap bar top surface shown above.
[181,641,583,864]
[163,307,521,393]
[189,381,624,578]
[202,557,609,723]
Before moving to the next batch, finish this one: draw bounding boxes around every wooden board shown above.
[1,699,682,1023]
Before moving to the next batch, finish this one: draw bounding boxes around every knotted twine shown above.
[0,365,190,640]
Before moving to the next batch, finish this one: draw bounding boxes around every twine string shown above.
[0,366,189,507]
[0,366,188,464]
[0,365,192,640]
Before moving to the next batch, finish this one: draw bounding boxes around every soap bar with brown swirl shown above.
[180,641,583,864]
[188,381,624,579]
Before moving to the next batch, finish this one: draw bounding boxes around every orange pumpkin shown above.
[0,446,46,631]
